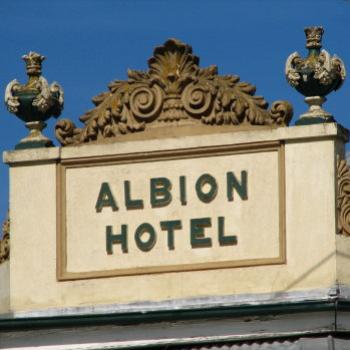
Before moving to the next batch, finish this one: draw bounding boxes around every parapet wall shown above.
[1,123,348,314]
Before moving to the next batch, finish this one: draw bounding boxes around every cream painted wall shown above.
[1,124,348,313]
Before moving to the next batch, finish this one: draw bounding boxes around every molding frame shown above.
[56,140,286,281]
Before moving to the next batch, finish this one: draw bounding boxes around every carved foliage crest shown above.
[56,39,293,146]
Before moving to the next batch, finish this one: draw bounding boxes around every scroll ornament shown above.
[337,157,350,236]
[56,39,293,146]
[0,215,10,264]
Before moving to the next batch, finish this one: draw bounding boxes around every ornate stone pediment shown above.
[56,39,293,146]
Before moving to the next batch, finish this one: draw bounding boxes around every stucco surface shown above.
[0,261,9,313]
[2,124,347,312]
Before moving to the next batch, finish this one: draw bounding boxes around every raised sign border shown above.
[57,141,286,281]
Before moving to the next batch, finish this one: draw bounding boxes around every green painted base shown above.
[295,116,336,126]
[15,139,54,150]
[0,298,341,330]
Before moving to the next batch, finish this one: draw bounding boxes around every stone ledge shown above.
[3,146,60,165]
[0,287,336,320]
[2,123,348,165]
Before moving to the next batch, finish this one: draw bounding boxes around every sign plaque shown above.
[57,141,286,280]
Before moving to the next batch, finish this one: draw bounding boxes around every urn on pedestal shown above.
[5,52,64,149]
[285,27,346,125]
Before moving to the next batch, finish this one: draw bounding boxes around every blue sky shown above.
[0,0,349,223]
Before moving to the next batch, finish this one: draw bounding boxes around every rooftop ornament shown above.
[5,52,64,149]
[285,26,346,125]
[56,39,293,146]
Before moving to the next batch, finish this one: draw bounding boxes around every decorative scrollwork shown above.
[0,214,10,264]
[269,101,294,126]
[182,82,213,117]
[129,85,163,121]
[56,39,293,146]
[4,80,21,113]
[337,157,350,236]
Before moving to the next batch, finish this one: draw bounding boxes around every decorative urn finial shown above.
[285,26,346,125]
[5,51,64,149]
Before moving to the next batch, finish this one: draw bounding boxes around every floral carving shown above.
[0,214,10,264]
[337,157,350,236]
[56,39,293,146]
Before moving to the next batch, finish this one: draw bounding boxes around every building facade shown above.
[1,31,350,350]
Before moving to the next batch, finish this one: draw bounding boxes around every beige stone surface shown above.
[3,146,59,164]
[336,234,350,286]
[2,124,349,313]
[59,123,346,160]
[0,261,10,313]
[4,123,344,164]
[64,148,280,277]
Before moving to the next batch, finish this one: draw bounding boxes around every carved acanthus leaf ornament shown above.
[0,215,10,264]
[56,39,293,146]
[337,157,350,236]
